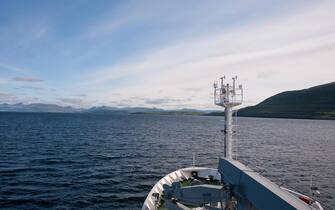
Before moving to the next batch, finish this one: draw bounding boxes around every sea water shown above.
[0,113,334,209]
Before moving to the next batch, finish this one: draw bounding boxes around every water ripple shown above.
[0,113,334,209]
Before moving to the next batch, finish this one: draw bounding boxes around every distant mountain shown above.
[84,106,165,114]
[203,111,225,116]
[0,103,79,113]
[84,106,122,113]
[133,108,207,116]
[84,106,210,115]
[5,82,334,119]
[238,82,335,120]
[0,103,211,115]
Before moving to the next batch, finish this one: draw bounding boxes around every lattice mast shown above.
[214,76,243,159]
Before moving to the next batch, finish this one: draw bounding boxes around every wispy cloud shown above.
[145,97,190,105]
[13,77,44,82]
[0,92,17,102]
[72,94,87,97]
[1,1,335,108]
[78,1,335,108]
[19,86,44,90]
[89,16,130,38]
[0,15,50,48]
[257,71,279,79]
[0,63,28,73]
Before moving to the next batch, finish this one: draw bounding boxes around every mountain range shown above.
[1,82,334,119]
[0,103,206,115]
[0,103,78,113]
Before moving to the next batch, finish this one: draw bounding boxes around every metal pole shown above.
[225,106,232,159]
[214,76,242,160]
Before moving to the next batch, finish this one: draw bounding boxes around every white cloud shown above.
[0,63,28,73]
[145,97,190,105]
[19,86,44,90]
[0,92,17,103]
[13,77,44,82]
[75,1,335,109]
[89,16,131,38]
[4,1,331,109]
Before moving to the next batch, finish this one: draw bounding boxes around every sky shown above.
[0,0,335,109]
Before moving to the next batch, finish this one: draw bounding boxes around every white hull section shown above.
[142,167,220,210]
[142,167,323,210]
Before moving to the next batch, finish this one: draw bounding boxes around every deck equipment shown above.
[142,76,324,210]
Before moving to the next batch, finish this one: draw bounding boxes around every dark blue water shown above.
[0,113,334,210]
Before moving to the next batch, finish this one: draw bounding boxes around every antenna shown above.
[214,76,243,159]
[213,81,218,88]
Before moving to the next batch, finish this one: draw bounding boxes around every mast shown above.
[214,76,243,159]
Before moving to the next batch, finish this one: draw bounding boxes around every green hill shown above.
[238,82,335,120]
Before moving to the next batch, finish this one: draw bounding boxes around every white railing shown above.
[214,85,243,107]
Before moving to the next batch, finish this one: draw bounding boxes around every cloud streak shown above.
[19,86,44,90]
[77,1,335,108]
[0,63,28,73]
[13,77,44,82]
[1,1,335,108]
[145,98,190,105]
[0,92,17,102]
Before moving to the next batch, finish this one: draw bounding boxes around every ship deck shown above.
[142,163,324,210]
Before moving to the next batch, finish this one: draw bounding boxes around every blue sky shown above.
[1,0,335,109]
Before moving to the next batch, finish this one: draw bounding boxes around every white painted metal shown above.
[224,106,232,158]
[214,76,243,159]
[281,187,324,210]
[141,167,221,210]
[142,166,322,210]
[225,158,323,210]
